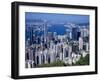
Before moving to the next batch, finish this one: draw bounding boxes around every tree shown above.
[75,54,89,65]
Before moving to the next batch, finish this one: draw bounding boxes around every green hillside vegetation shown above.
[37,54,89,67]
[38,60,65,67]
[74,54,89,65]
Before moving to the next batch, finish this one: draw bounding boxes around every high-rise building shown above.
[72,28,78,40]
[54,32,57,40]
[80,28,89,38]
[86,43,89,51]
[26,38,30,47]
[77,31,81,40]
[69,31,72,39]
[72,43,79,53]
[65,49,69,57]
[79,37,83,50]
[47,32,53,41]
[44,20,48,43]
[66,29,72,39]
[68,45,72,57]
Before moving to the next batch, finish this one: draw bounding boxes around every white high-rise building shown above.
[54,32,57,39]
[44,20,47,43]
[50,41,54,50]
[79,37,83,50]
[68,45,72,57]
[86,43,89,51]
[80,28,89,37]
[43,49,48,64]
[49,49,55,63]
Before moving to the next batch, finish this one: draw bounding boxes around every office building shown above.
[79,37,83,50]
[72,28,78,40]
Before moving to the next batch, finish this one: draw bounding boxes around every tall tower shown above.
[44,20,47,43]
[66,29,72,39]
[72,28,78,40]
[79,37,83,50]
[68,45,72,57]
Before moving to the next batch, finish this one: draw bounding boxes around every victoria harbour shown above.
[25,12,89,68]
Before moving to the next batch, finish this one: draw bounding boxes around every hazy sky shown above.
[25,12,89,24]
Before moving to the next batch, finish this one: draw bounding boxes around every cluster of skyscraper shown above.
[25,19,89,68]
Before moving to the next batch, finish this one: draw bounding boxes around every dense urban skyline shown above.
[25,12,89,68]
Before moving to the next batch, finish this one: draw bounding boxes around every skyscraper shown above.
[66,29,72,39]
[68,45,72,57]
[54,32,57,40]
[72,28,78,40]
[80,28,89,38]
[44,20,48,43]
[48,32,53,40]
[79,37,83,50]
[77,31,81,40]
